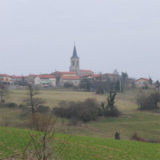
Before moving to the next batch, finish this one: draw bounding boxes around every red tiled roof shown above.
[11,75,23,79]
[0,74,10,77]
[29,74,39,78]
[58,71,75,74]
[92,74,102,78]
[39,75,56,79]
[82,74,101,79]
[61,76,80,80]
[136,78,150,82]
[80,70,94,73]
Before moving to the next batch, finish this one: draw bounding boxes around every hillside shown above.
[1,89,160,140]
[0,127,160,160]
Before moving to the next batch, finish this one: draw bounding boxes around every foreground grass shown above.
[0,127,160,160]
[1,107,160,140]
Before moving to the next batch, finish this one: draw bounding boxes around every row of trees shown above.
[80,72,131,94]
[137,92,160,110]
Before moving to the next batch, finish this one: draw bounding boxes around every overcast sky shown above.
[0,0,160,80]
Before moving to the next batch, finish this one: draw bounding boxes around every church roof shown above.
[71,45,79,59]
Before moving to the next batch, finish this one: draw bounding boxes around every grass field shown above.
[1,89,160,140]
[0,127,160,160]
[1,89,160,159]
[7,89,139,113]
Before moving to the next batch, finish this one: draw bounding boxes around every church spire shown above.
[70,44,80,74]
[71,45,79,59]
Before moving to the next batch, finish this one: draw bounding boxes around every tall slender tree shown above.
[25,84,45,114]
[0,81,9,103]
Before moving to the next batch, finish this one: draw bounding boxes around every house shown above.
[11,75,26,86]
[34,75,56,88]
[0,74,13,85]
[79,70,94,77]
[81,74,102,81]
[135,78,151,88]
[56,71,76,77]
[60,75,80,87]
[92,74,102,80]
[102,73,120,81]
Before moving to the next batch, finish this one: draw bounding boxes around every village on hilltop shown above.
[0,46,156,90]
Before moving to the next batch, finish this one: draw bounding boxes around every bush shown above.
[137,92,160,110]
[131,133,146,142]
[37,105,50,113]
[100,92,120,117]
[19,104,26,108]
[5,102,18,108]
[77,99,100,122]
[114,132,120,140]
[53,99,99,122]
[96,86,105,95]
[131,132,160,143]
[64,82,73,88]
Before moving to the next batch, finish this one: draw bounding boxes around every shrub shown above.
[77,99,99,122]
[96,86,105,95]
[64,82,73,88]
[100,92,120,117]
[131,133,146,142]
[23,113,65,160]
[19,104,26,109]
[53,99,99,122]
[114,132,120,140]
[131,132,160,143]
[37,105,50,113]
[5,102,18,108]
[137,92,160,110]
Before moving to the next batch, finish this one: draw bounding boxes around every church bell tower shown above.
[70,45,80,75]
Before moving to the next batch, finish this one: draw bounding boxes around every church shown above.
[33,45,95,88]
[69,45,94,77]
[56,45,94,87]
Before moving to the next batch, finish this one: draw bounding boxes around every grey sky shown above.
[0,0,160,80]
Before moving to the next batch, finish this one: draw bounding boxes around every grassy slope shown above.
[0,127,160,160]
[59,112,160,140]
[1,89,160,140]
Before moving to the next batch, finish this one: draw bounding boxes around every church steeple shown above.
[70,45,80,75]
[71,45,79,58]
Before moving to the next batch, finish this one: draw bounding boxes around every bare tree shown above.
[23,114,68,160]
[155,80,160,93]
[0,114,69,160]
[25,84,45,114]
[0,81,9,103]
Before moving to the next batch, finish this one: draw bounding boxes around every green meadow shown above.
[0,127,160,160]
[1,89,159,140]
[0,89,160,159]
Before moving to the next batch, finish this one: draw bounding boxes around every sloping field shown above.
[0,127,160,160]
[8,89,138,113]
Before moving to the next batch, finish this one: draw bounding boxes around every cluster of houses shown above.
[0,71,99,88]
[0,72,153,90]
[0,45,155,89]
